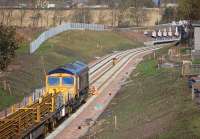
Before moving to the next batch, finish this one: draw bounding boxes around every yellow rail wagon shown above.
[0,61,89,139]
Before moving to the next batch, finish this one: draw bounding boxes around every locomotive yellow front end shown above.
[46,73,77,101]
[45,61,89,107]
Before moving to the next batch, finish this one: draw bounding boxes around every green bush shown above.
[0,25,18,70]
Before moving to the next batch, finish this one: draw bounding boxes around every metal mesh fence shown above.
[30,23,105,54]
[0,88,45,118]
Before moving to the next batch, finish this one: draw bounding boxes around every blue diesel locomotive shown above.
[46,61,89,118]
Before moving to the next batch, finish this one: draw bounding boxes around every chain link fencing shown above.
[30,23,105,54]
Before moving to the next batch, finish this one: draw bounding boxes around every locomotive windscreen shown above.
[48,77,60,86]
[62,77,74,85]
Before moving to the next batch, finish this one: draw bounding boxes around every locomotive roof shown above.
[48,61,88,75]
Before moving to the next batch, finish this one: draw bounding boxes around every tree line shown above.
[162,0,200,23]
[105,0,200,24]
[177,0,200,21]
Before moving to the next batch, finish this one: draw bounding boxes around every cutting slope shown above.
[0,30,142,110]
[83,49,200,139]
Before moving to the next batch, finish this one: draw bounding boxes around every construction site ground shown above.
[81,49,200,139]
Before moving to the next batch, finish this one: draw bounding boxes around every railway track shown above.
[0,44,168,139]
[46,44,166,139]
[89,46,160,84]
[89,47,149,75]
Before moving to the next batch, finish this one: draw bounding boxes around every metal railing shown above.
[30,23,105,54]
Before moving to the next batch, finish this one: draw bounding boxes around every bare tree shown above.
[71,8,92,24]
[98,10,106,24]
[130,7,148,27]
[116,0,148,27]
[5,9,13,26]
[46,12,49,27]
[116,1,130,27]
[31,11,42,27]
[107,0,118,27]
[0,0,9,24]
[40,12,43,27]
[130,0,148,27]
[20,8,26,27]
[31,0,43,27]
[52,10,58,26]
[0,9,6,24]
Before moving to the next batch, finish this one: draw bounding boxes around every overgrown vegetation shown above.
[192,59,200,64]
[0,25,18,71]
[161,0,200,23]
[83,49,200,139]
[177,0,200,20]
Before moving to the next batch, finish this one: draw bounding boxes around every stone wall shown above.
[0,8,161,27]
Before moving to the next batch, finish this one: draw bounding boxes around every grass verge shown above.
[0,88,16,110]
[192,59,200,64]
[82,50,200,139]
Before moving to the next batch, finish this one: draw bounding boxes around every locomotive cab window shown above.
[48,77,60,86]
[62,77,74,86]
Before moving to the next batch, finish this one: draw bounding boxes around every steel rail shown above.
[0,45,165,139]
[46,45,165,139]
